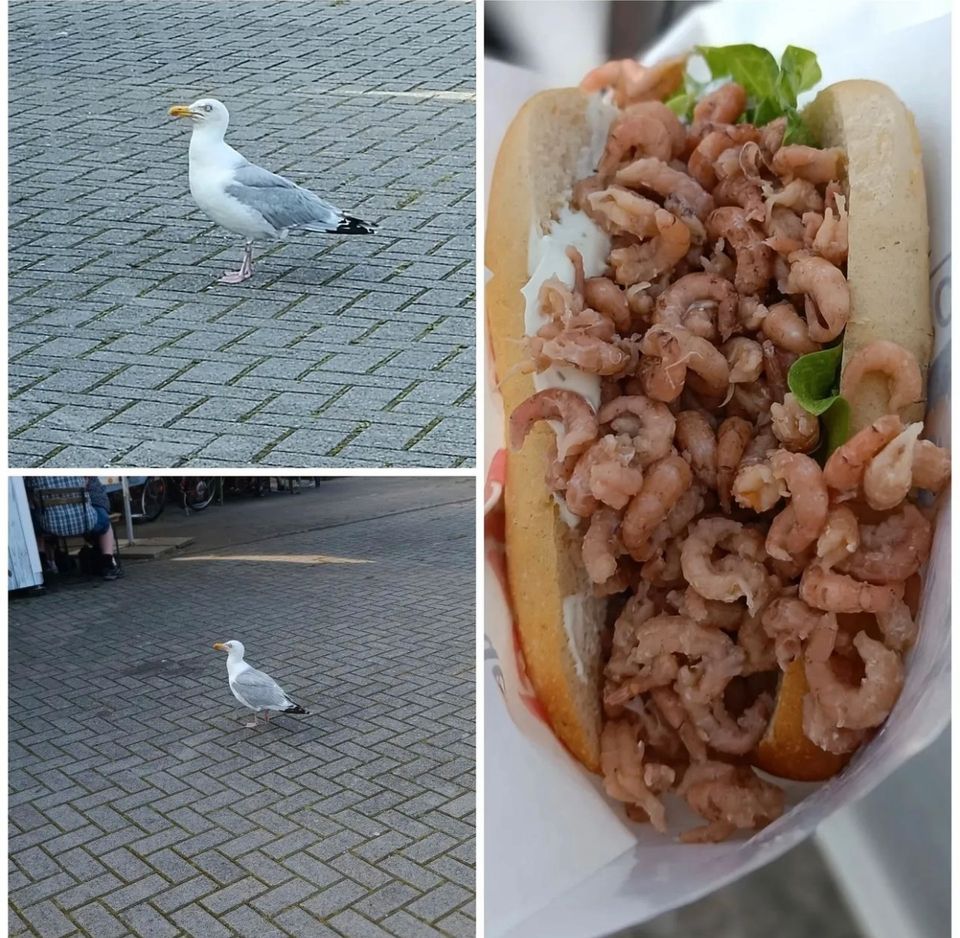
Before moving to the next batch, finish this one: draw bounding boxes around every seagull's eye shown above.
[204,105,213,113]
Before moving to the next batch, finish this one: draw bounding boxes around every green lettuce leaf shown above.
[674,43,821,141]
[787,344,843,415]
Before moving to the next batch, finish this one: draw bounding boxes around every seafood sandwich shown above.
[487,46,950,842]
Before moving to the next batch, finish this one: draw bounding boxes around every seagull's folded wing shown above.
[227,162,345,232]
[231,667,291,710]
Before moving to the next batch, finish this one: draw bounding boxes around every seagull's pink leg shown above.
[218,242,255,284]
[264,710,271,723]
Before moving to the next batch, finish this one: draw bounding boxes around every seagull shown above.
[212,640,309,727]
[169,98,377,284]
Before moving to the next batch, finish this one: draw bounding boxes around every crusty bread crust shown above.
[805,80,932,433]
[757,81,931,780]
[487,89,606,772]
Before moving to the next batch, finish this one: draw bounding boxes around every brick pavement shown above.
[9,478,476,937]
[9,0,476,468]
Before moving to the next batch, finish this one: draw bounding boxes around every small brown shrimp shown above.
[692,82,747,132]
[675,410,718,489]
[640,324,730,402]
[699,242,737,281]
[716,416,751,512]
[604,655,679,707]
[731,429,779,513]
[761,597,824,670]
[581,56,686,108]
[863,422,924,511]
[840,503,933,584]
[875,598,918,652]
[722,337,764,385]
[765,451,829,560]
[912,439,951,493]
[680,517,769,612]
[801,211,824,248]
[616,157,715,220]
[608,208,691,284]
[839,340,923,413]
[764,178,825,217]
[654,271,739,341]
[509,388,598,460]
[584,277,630,333]
[738,610,779,673]
[581,507,622,585]
[713,173,767,223]
[822,414,904,499]
[566,435,644,515]
[760,117,787,157]
[629,616,743,700]
[687,126,760,190]
[812,196,848,266]
[761,340,792,404]
[622,455,693,559]
[804,619,903,730]
[682,688,773,756]
[641,537,684,588]
[815,505,859,569]
[765,203,806,244]
[586,186,661,240]
[786,255,850,342]
[600,720,670,832]
[770,392,820,453]
[571,173,606,213]
[802,695,868,755]
[597,394,676,465]
[598,113,673,177]
[672,587,745,630]
[706,206,774,297]
[737,295,768,332]
[678,761,784,843]
[772,145,844,184]
[761,300,819,354]
[799,563,903,614]
[528,330,633,376]
[623,100,687,156]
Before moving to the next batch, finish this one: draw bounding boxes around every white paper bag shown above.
[484,4,951,936]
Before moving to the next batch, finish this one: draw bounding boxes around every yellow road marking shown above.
[172,553,371,565]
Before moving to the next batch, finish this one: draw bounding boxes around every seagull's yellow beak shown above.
[169,105,195,119]
[213,642,228,651]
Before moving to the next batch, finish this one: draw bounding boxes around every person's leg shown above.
[90,509,123,579]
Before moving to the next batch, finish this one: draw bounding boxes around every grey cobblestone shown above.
[9,479,475,937]
[10,0,476,467]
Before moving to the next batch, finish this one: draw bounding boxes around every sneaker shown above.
[101,561,124,581]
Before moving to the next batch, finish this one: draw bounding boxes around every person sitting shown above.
[27,476,123,581]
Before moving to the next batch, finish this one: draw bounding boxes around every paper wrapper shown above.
[483,4,951,936]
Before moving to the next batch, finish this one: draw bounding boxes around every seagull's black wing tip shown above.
[337,214,378,235]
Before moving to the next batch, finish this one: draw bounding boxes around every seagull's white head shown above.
[169,98,229,133]
[213,640,245,659]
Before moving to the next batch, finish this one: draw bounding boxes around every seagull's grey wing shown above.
[230,667,291,710]
[226,161,345,232]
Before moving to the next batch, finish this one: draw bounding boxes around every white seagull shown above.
[213,640,309,727]
[169,98,377,284]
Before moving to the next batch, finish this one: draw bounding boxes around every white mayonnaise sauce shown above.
[521,95,616,528]
[562,593,602,684]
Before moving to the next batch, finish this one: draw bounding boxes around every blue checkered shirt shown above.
[27,476,99,537]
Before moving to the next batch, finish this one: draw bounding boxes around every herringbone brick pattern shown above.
[9,478,476,937]
[9,0,476,468]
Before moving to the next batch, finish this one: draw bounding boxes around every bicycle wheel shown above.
[138,477,167,522]
[184,477,217,511]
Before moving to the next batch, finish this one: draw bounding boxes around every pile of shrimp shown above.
[511,63,952,842]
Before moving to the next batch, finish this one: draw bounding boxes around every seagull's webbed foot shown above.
[217,241,255,285]
[244,718,259,728]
